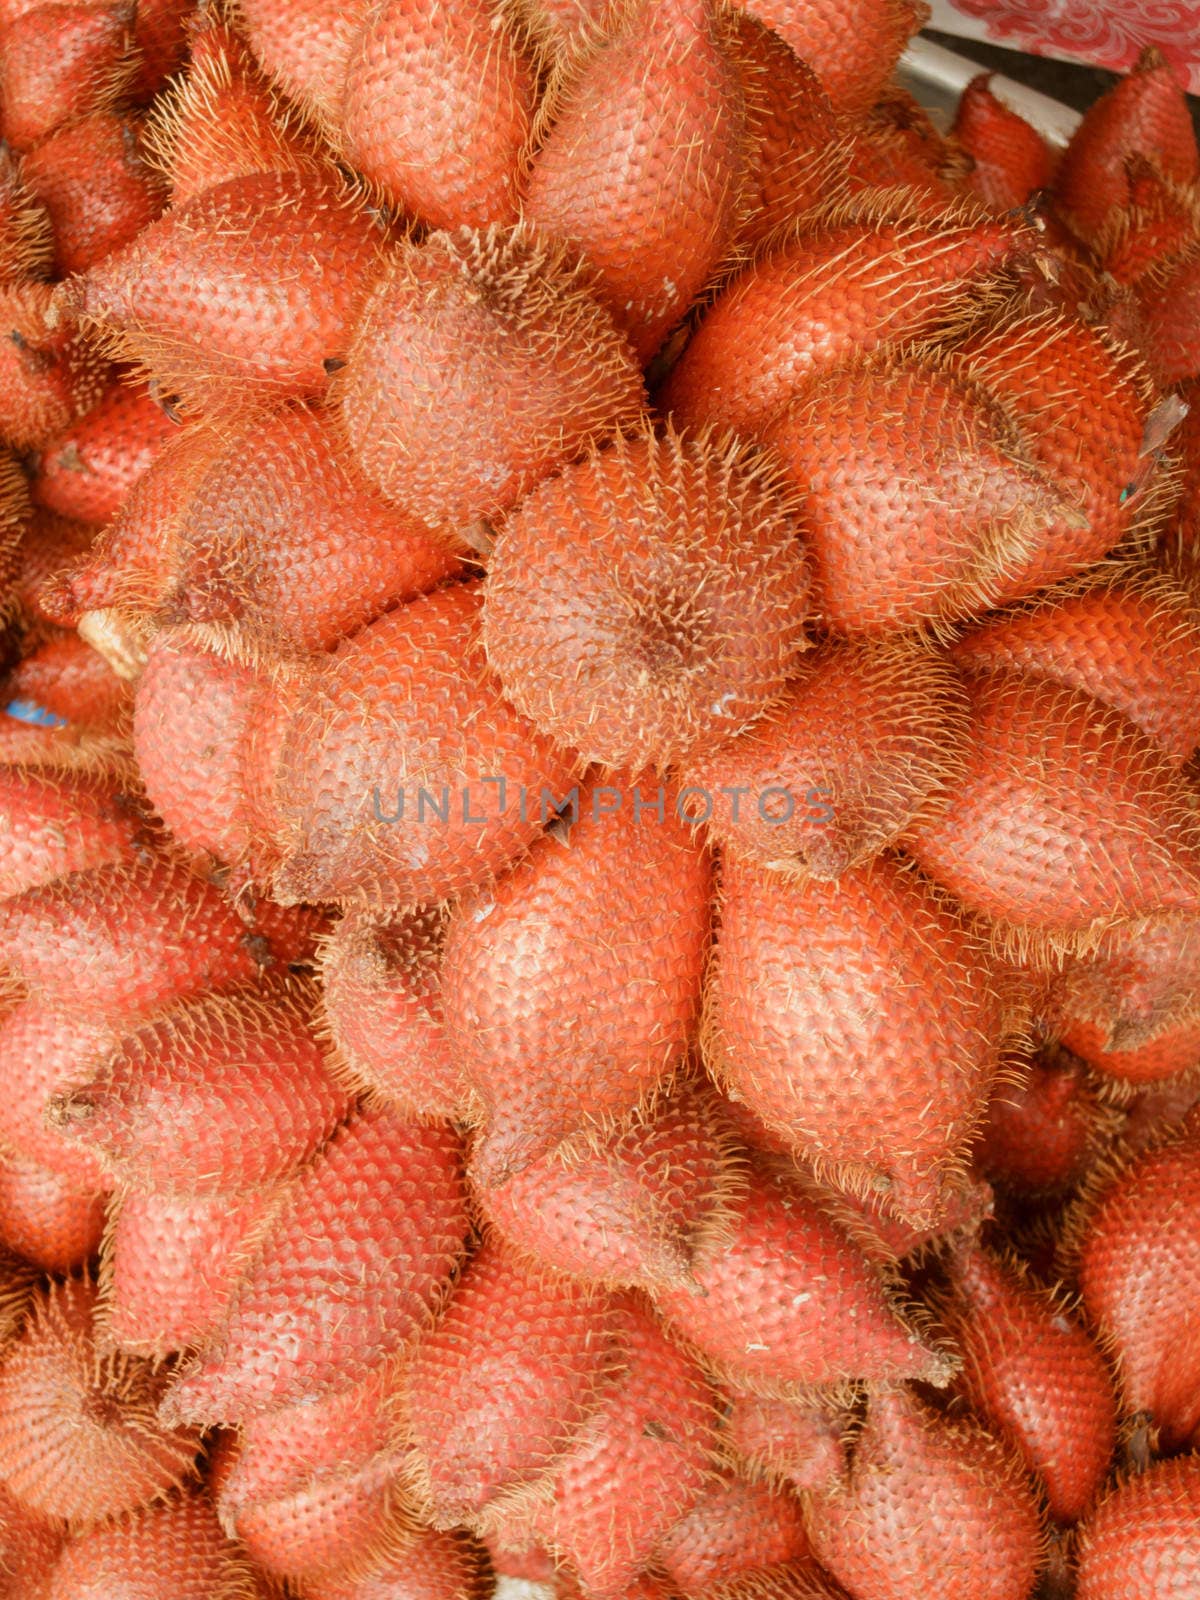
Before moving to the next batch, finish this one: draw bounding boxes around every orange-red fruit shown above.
[1132,241,1200,386]
[8,631,130,729]
[720,1391,845,1491]
[1054,46,1199,241]
[904,671,1200,938]
[54,985,351,1194]
[0,764,142,897]
[13,510,97,627]
[0,1277,199,1525]
[0,143,51,279]
[33,380,176,527]
[236,0,367,123]
[0,2,134,151]
[804,1385,1042,1600]
[406,1241,617,1526]
[0,280,108,449]
[976,1050,1111,1197]
[334,225,646,538]
[211,1365,409,1583]
[484,426,810,772]
[44,1492,258,1600]
[953,74,1055,209]
[443,775,711,1181]
[525,0,744,361]
[680,638,967,876]
[654,1162,953,1393]
[515,1298,714,1598]
[1077,1114,1200,1448]
[824,1169,996,1262]
[0,1002,117,1188]
[273,580,577,908]
[761,354,1065,635]
[660,195,1031,437]
[62,169,382,414]
[939,1245,1116,1522]
[0,1150,105,1273]
[735,0,922,115]
[653,1468,811,1594]
[706,854,1008,1224]
[103,1185,280,1359]
[20,113,166,276]
[471,1084,735,1291]
[302,1527,493,1600]
[1075,1454,1200,1600]
[339,0,535,231]
[0,1482,61,1598]
[161,1104,466,1423]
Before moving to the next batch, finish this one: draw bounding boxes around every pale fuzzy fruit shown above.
[0,1151,106,1274]
[44,1492,259,1600]
[442,775,711,1182]
[0,1001,119,1188]
[1075,1454,1200,1600]
[652,1467,813,1595]
[483,425,811,773]
[300,1526,493,1600]
[719,1390,845,1492]
[0,763,144,899]
[0,1278,200,1525]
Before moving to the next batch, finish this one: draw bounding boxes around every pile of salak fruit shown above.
[0,0,1199,1595]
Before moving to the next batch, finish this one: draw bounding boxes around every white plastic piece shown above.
[901,34,1083,148]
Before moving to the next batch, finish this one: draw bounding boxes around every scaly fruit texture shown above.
[32,379,176,528]
[651,1466,813,1596]
[442,774,711,1182]
[976,1049,1114,1198]
[0,279,109,450]
[0,1150,106,1275]
[0,763,143,897]
[718,1389,846,1491]
[0,1481,61,1598]
[734,0,924,117]
[952,73,1055,210]
[0,1,135,152]
[1075,1454,1200,1600]
[302,1526,492,1600]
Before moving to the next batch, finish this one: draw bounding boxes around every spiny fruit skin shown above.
[236,0,367,124]
[805,1385,1043,1600]
[953,73,1055,210]
[300,1526,493,1600]
[0,1277,200,1526]
[680,637,967,878]
[405,1241,618,1527]
[976,1051,1112,1197]
[7,630,131,729]
[1075,1454,1200,1600]
[53,984,352,1195]
[0,142,51,279]
[0,1150,106,1273]
[0,1001,121,1191]
[1054,46,1199,241]
[0,1481,62,1598]
[333,224,646,538]
[719,1391,845,1492]
[904,670,1200,939]
[653,1161,953,1394]
[470,1084,736,1291]
[62,169,383,414]
[735,0,922,116]
[20,112,167,277]
[160,1104,467,1423]
[525,0,745,362]
[102,1185,281,1359]
[319,905,470,1120]
[0,2,135,151]
[43,1491,260,1600]
[514,1297,716,1599]
[442,774,711,1182]
[32,379,177,527]
[761,353,1066,636]
[1077,1115,1200,1449]
[483,424,811,773]
[0,280,110,450]
[273,580,579,909]
[938,1244,1117,1523]
[951,569,1200,766]
[706,853,1008,1226]
[652,1468,812,1594]
[0,764,143,897]
[338,0,535,231]
[660,196,1032,437]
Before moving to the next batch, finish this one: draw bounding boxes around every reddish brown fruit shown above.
[237,0,367,123]
[8,632,130,729]
[660,194,1032,437]
[0,2,135,151]
[484,425,810,772]
[0,1483,61,1599]
[1077,1114,1200,1448]
[654,1162,953,1393]
[824,1171,996,1263]
[20,113,166,276]
[0,764,142,897]
[0,1150,105,1273]
[102,1185,280,1359]
[0,1277,199,1524]
[406,1241,618,1526]
[0,143,51,279]
[0,280,109,450]
[32,380,176,527]
[443,775,711,1181]
[720,1390,845,1491]
[13,510,95,626]
[804,1385,1042,1600]
[127,0,190,100]
[706,854,1009,1224]
[302,1527,493,1600]
[525,0,745,361]
[211,1365,410,1584]
[976,1050,1113,1197]
[1132,241,1200,386]
[471,1084,736,1291]
[44,1492,259,1600]
[61,169,382,415]
[953,74,1055,209]
[1096,159,1199,287]
[905,671,1200,941]
[339,0,534,231]
[653,1468,812,1594]
[1075,1455,1200,1599]
[938,1244,1116,1522]
[1055,46,1199,241]
[734,0,923,116]
[160,1104,466,1423]
[334,225,646,538]
[273,580,578,909]
[52,985,352,1195]
[509,1298,714,1598]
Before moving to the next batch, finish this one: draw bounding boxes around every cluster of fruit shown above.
[0,0,1198,1596]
